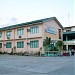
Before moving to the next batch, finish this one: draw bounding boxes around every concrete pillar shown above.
[66,35,68,41]
[66,45,68,51]
[66,35,68,51]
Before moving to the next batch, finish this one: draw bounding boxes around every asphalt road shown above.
[0,55,75,75]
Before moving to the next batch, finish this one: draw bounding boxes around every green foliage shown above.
[43,37,51,51]
[43,37,63,52]
[56,40,63,50]
[44,45,59,51]
[37,51,40,56]
[44,45,51,51]
[43,37,51,47]
[0,51,3,54]
[50,45,59,51]
[53,46,59,51]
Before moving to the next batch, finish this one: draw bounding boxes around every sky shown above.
[0,0,74,28]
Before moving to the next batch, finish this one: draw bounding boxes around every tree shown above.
[43,37,51,46]
[56,40,63,51]
[43,37,51,51]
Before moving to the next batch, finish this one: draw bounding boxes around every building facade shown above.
[63,26,75,50]
[0,17,63,54]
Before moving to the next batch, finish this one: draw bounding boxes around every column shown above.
[66,35,68,50]
[66,45,68,51]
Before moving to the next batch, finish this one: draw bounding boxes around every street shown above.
[0,55,75,75]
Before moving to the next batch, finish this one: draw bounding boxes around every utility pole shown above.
[68,12,70,27]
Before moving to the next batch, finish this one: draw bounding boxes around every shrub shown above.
[23,51,29,56]
[37,51,40,56]
[0,51,3,54]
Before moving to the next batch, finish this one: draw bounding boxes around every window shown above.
[0,32,2,38]
[17,41,24,48]
[6,31,12,37]
[0,43,2,48]
[59,29,61,39]
[17,28,24,36]
[30,26,39,34]
[6,42,12,48]
[30,40,39,48]
[66,30,71,32]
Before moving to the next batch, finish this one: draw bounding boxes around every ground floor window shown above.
[30,40,39,48]
[17,41,24,48]
[0,43,2,48]
[6,42,12,48]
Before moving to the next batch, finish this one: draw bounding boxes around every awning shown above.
[63,31,75,35]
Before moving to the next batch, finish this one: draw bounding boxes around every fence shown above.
[45,51,59,56]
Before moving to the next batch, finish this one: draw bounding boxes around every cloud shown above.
[0,17,18,27]
[10,17,18,24]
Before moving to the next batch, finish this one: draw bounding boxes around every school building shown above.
[63,26,75,50]
[0,17,63,54]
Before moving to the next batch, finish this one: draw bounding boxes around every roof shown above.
[0,17,63,31]
[63,31,75,35]
[64,26,75,29]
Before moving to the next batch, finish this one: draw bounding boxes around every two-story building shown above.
[0,17,63,54]
[63,26,75,50]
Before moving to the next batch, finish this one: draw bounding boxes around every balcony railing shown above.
[64,40,75,45]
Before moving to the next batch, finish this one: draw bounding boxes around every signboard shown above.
[45,27,56,34]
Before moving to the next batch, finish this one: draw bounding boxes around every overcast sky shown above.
[0,0,74,28]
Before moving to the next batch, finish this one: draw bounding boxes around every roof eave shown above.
[53,17,63,29]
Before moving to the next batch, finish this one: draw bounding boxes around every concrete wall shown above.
[0,31,5,41]
[0,19,63,53]
[0,42,3,52]
[64,27,75,32]
[27,24,43,38]
[5,30,14,40]
[3,41,14,53]
[71,27,75,31]
[0,24,44,53]
[43,20,63,40]
[27,38,43,53]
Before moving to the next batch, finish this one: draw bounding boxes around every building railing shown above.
[64,40,75,44]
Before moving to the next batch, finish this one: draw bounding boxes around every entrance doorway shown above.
[68,45,75,50]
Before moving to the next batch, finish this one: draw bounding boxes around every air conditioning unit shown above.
[7,37,10,39]
[19,36,22,38]
[27,42,30,45]
[27,29,30,32]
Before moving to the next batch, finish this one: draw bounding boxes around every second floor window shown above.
[66,30,71,32]
[6,31,11,37]
[30,26,39,34]
[17,28,24,36]
[0,32,2,38]
[58,29,61,39]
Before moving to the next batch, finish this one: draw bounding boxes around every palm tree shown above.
[43,37,51,46]
[56,40,63,55]
[43,37,51,51]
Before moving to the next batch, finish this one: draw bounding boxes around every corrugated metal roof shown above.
[64,26,75,29]
[0,17,63,31]
[63,31,75,35]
